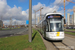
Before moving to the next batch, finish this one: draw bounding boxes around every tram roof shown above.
[43,13,62,20]
[37,13,63,25]
[45,13,62,16]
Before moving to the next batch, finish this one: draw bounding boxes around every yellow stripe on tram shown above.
[57,32,60,36]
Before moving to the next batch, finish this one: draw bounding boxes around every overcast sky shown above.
[0,0,75,25]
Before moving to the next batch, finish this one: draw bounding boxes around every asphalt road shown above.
[0,28,28,37]
[40,33,75,50]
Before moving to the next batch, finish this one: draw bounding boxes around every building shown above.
[73,12,75,26]
[67,13,70,26]
[67,12,75,27]
[67,6,75,28]
[0,20,3,29]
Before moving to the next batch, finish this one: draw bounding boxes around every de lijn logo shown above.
[48,16,53,18]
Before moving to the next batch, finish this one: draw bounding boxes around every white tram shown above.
[38,13,65,41]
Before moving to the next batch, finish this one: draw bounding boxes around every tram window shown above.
[46,25,48,31]
[64,19,66,24]
[46,21,49,32]
[50,23,54,32]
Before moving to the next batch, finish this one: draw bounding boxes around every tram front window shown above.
[50,19,63,32]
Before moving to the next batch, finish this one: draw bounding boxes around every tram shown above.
[38,13,65,41]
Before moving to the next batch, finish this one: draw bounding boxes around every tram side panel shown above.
[42,20,48,38]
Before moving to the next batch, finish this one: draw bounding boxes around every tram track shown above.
[37,29,75,50]
[51,42,74,50]
[61,42,73,50]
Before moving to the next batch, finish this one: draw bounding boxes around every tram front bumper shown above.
[49,37,64,41]
[46,32,65,41]
[48,36,64,41]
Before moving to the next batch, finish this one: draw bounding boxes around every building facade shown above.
[0,20,3,29]
[74,12,75,25]
[67,13,70,26]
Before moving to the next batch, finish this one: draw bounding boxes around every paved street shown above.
[40,33,75,50]
[0,28,28,37]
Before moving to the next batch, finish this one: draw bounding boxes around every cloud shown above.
[0,0,27,20]
[0,0,28,25]
[33,2,45,10]
[3,19,26,25]
[0,0,10,15]
[3,20,9,25]
[53,0,69,6]
[32,2,61,24]
[67,9,73,12]
[31,0,72,24]
[0,0,65,25]
[3,5,28,20]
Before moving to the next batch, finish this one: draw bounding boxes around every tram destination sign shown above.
[47,16,61,19]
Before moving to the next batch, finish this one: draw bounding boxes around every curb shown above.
[37,30,47,50]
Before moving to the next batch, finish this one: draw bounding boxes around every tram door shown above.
[45,20,49,38]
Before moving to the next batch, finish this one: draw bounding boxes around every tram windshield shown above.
[50,19,63,32]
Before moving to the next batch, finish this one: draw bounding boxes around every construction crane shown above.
[34,7,43,27]
[66,0,75,4]
[34,10,39,27]
[63,0,75,27]
[37,7,43,21]
[67,6,75,13]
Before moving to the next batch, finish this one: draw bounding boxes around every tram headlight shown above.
[50,33,54,34]
[61,33,63,34]
[61,33,64,34]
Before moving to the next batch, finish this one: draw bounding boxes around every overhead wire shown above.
[56,0,63,6]
[58,0,74,12]
[52,0,62,12]
[57,0,71,11]
[46,0,66,12]
[46,0,62,13]
[47,0,52,6]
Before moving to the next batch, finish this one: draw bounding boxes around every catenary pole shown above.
[29,0,32,42]
[34,10,36,27]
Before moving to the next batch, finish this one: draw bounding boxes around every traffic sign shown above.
[26,20,29,24]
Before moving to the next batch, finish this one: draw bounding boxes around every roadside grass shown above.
[0,28,20,30]
[65,31,75,35]
[0,29,46,50]
[65,29,75,31]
